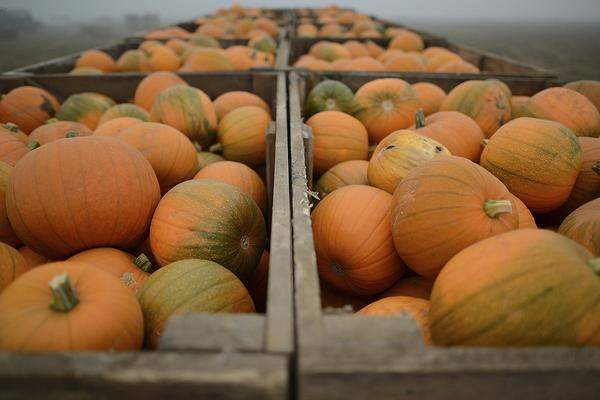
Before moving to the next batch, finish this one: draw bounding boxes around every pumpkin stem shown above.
[26,140,40,150]
[192,141,203,152]
[209,143,223,154]
[3,122,19,132]
[415,108,426,128]
[482,139,489,148]
[65,130,78,138]
[133,253,153,273]
[592,161,600,176]
[484,199,513,218]
[45,118,58,124]
[49,273,79,313]
[588,258,600,276]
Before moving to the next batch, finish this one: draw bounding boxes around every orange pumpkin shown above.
[343,40,369,58]
[140,45,181,72]
[134,71,189,112]
[0,162,19,247]
[29,120,92,145]
[435,60,480,73]
[0,86,60,134]
[558,198,600,255]
[564,80,600,112]
[347,57,386,71]
[194,161,267,215]
[511,194,537,229]
[18,246,48,269]
[388,30,424,52]
[165,38,190,55]
[6,136,160,259]
[139,40,163,51]
[0,242,29,292]
[75,50,117,72]
[329,58,351,70]
[0,129,36,166]
[224,46,255,70]
[312,185,405,296]
[297,24,318,37]
[480,117,583,213]
[309,41,351,61]
[98,104,150,125]
[0,261,144,351]
[377,276,433,300]
[425,51,462,72]
[179,48,235,72]
[56,92,116,130]
[0,122,28,143]
[384,53,426,72]
[411,110,485,162]
[510,95,530,120]
[391,155,519,278]
[196,151,225,171]
[116,49,145,72]
[315,160,369,200]
[93,117,143,136]
[364,40,384,58]
[306,110,369,176]
[213,91,271,120]
[305,59,332,71]
[355,78,420,144]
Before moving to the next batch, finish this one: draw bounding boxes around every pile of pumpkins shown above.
[0,71,272,351]
[294,30,479,73]
[296,12,395,39]
[71,34,277,75]
[306,77,600,346]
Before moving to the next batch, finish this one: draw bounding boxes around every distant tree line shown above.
[0,8,41,38]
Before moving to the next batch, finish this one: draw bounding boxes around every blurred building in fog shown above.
[0,8,41,38]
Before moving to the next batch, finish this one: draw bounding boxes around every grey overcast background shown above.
[1,0,599,78]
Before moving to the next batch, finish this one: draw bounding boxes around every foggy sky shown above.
[2,0,600,24]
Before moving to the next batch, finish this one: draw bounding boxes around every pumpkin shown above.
[68,247,151,293]
[6,136,160,259]
[70,67,104,75]
[514,87,600,138]
[309,41,351,61]
[511,194,537,229]
[248,35,277,54]
[116,49,145,72]
[134,71,188,112]
[56,92,116,130]
[440,80,511,138]
[98,104,150,125]
[0,242,28,292]
[429,229,600,346]
[224,46,255,70]
[558,198,600,255]
[377,49,406,64]
[0,86,60,134]
[18,246,48,268]
[0,129,37,166]
[329,59,350,70]
[564,80,600,112]
[213,91,271,120]
[29,120,93,145]
[377,276,433,300]
[343,40,369,58]
[0,122,28,143]
[214,105,270,167]
[319,23,345,37]
[435,60,480,73]
[0,162,19,247]
[312,185,405,296]
[315,160,369,200]
[480,117,582,213]
[354,78,421,144]
[391,155,519,278]
[93,116,143,136]
[112,122,198,194]
[139,40,163,50]
[422,46,452,59]
[304,59,332,71]
[75,50,117,73]
[252,17,279,37]
[368,130,450,193]
[165,38,190,55]
[411,109,485,162]
[0,262,143,351]
[305,80,359,117]
[196,151,225,170]
[510,95,529,120]
[140,45,181,72]
[297,24,318,37]
[306,110,369,176]
[150,85,218,148]
[194,161,267,215]
[179,48,235,72]
[365,40,384,58]
[425,52,462,72]
[248,251,269,312]
[137,258,254,348]
[249,49,274,68]
[358,296,431,344]
[346,57,386,71]
[188,34,221,48]
[388,30,424,52]
[149,179,266,282]
[384,53,426,72]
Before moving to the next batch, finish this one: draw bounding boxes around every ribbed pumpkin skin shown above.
[56,92,116,130]
[116,49,145,72]
[151,85,218,148]
[213,91,271,120]
[358,296,431,344]
[558,199,600,256]
[355,79,420,144]
[305,80,359,117]
[0,162,20,247]
[75,50,117,72]
[0,86,60,134]
[312,185,405,296]
[0,242,28,292]
[1,123,28,143]
[197,151,225,170]
[68,247,149,293]
[134,71,188,112]
[315,160,369,200]
[150,179,266,282]
[564,80,600,112]
[480,117,582,213]
[511,194,537,229]
[411,111,485,162]
[440,80,512,138]
[18,246,48,268]
[391,156,519,278]
[0,261,144,351]
[98,104,150,125]
[0,130,30,166]
[412,82,446,116]
[194,161,267,215]
[140,45,181,72]
[6,136,161,259]
[515,87,600,137]
[216,106,271,167]
[114,122,198,194]
[93,117,143,136]
[430,229,600,346]
[510,96,529,120]
[368,130,450,194]
[137,259,255,348]
[29,121,92,145]
[377,276,433,300]
[306,110,369,176]
[180,48,234,72]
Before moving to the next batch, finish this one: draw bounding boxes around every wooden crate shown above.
[288,71,600,400]
[0,71,293,400]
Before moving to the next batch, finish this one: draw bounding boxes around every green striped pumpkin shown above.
[137,258,255,348]
[196,151,225,172]
[98,104,150,125]
[248,35,277,54]
[305,80,360,118]
[0,242,29,292]
[56,92,116,130]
